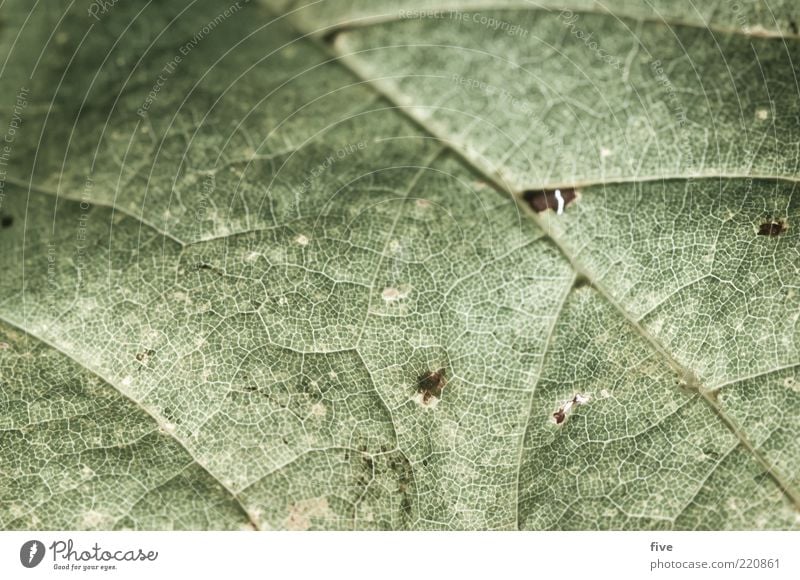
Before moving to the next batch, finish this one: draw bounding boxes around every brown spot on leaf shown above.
[417,368,446,403]
[386,452,415,522]
[758,220,787,236]
[135,349,155,362]
[522,188,576,213]
[552,393,590,425]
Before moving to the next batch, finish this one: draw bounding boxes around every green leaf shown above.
[0,0,798,530]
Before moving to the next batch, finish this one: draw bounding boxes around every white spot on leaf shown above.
[381,286,410,302]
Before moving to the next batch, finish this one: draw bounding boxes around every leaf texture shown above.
[0,0,798,530]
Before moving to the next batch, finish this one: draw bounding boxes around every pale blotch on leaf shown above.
[294,234,310,246]
[285,497,331,530]
[82,511,112,528]
[8,504,25,519]
[382,285,411,302]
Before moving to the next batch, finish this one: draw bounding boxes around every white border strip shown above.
[1,531,798,579]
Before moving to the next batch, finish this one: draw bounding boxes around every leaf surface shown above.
[0,0,798,529]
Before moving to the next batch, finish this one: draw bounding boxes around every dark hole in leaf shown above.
[522,188,576,213]
[417,368,446,403]
[0,214,13,228]
[758,220,786,236]
[790,20,799,34]
[553,409,566,424]
[195,262,213,270]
